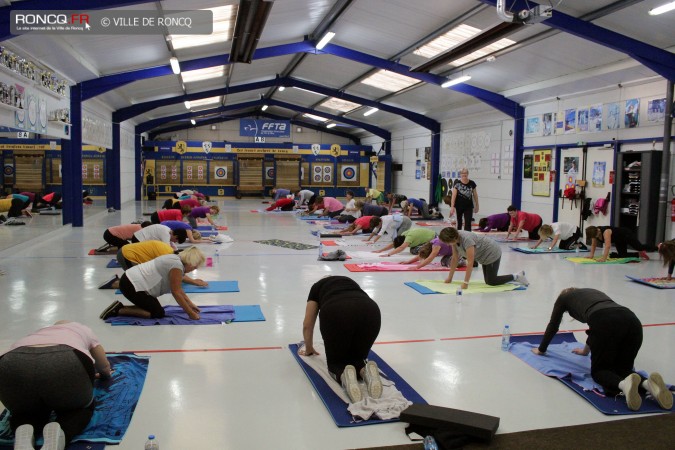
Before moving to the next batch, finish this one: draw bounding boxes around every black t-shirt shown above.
[452,179,477,209]
[597,226,631,245]
[307,276,373,309]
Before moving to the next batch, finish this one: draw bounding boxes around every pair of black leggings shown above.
[319,298,381,381]
[119,273,165,318]
[528,218,543,240]
[103,230,130,249]
[0,345,95,443]
[481,257,515,286]
[587,307,643,396]
[455,207,473,231]
[559,227,582,250]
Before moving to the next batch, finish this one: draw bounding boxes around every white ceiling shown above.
[4,0,674,139]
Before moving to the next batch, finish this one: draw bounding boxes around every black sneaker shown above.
[98,275,119,289]
[100,300,123,320]
[0,215,6,223]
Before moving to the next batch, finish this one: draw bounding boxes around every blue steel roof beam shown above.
[318,43,520,118]
[289,77,439,133]
[114,78,279,123]
[81,40,317,101]
[479,0,675,81]
[138,98,390,140]
[149,111,359,144]
[0,0,153,41]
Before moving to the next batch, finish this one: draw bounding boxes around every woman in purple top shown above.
[187,205,220,228]
[477,213,511,232]
[402,237,456,269]
[161,220,210,243]
[355,201,388,218]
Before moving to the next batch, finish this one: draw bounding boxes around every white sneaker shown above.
[340,365,362,403]
[362,361,383,399]
[41,422,65,450]
[620,373,642,411]
[13,424,34,450]
[514,270,529,286]
[646,372,673,410]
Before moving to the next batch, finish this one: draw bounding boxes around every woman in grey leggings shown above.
[0,321,111,448]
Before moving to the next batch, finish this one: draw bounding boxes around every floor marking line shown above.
[120,346,283,354]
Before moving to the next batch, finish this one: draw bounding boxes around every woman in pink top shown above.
[506,205,543,240]
[103,222,151,249]
[337,216,375,235]
[306,196,345,218]
[0,321,111,447]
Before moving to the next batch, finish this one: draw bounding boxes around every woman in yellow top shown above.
[365,188,385,205]
[0,197,31,219]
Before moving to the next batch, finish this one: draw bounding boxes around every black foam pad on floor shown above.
[400,403,499,442]
[320,233,343,238]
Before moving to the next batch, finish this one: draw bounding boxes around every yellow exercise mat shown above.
[408,279,524,294]
[565,257,640,264]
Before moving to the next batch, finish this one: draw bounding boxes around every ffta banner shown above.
[240,119,290,138]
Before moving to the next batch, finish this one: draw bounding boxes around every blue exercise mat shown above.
[404,282,438,295]
[509,333,674,415]
[289,344,426,427]
[298,215,332,221]
[105,305,264,326]
[116,280,239,294]
[106,259,121,268]
[511,247,589,254]
[0,354,148,448]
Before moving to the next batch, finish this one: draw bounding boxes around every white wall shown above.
[120,123,136,203]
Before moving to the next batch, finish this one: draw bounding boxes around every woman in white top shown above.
[532,223,584,250]
[100,247,207,321]
[0,321,111,447]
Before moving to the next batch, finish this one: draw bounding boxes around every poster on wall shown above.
[525,116,541,136]
[577,108,589,133]
[542,113,553,136]
[564,109,576,134]
[624,98,639,128]
[564,157,578,189]
[554,112,565,135]
[424,147,431,162]
[532,149,552,197]
[415,159,421,179]
[592,161,606,187]
[523,155,533,179]
[605,102,621,130]
[589,104,602,132]
[647,98,666,123]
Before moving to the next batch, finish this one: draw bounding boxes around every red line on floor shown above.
[123,346,283,354]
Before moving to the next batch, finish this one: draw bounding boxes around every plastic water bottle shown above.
[423,435,439,450]
[144,435,159,450]
[318,242,323,259]
[575,243,580,254]
[455,287,462,304]
[214,248,220,265]
[501,325,510,351]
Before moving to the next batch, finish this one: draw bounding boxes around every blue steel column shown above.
[65,84,84,227]
[511,107,525,208]
[430,129,441,204]
[109,122,121,209]
[135,133,142,201]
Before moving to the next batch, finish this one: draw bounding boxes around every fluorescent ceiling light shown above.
[414,24,481,58]
[363,107,379,117]
[182,66,226,83]
[261,105,269,111]
[320,97,361,113]
[190,119,196,125]
[649,1,675,14]
[169,6,237,50]
[184,101,191,109]
[441,75,472,88]
[303,113,328,122]
[278,86,285,91]
[292,86,323,96]
[189,96,222,109]
[361,70,420,92]
[450,38,515,66]
[316,31,335,50]
[326,123,337,128]
[169,57,180,74]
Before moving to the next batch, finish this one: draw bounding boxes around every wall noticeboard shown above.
[532,149,552,197]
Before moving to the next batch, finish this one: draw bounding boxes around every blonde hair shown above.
[539,224,554,238]
[354,200,365,209]
[192,230,202,240]
[179,246,206,268]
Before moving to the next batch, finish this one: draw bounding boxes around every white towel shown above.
[297,343,412,421]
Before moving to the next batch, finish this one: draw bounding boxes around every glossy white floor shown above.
[1,199,673,450]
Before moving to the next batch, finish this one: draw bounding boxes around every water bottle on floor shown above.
[318,242,323,259]
[215,248,220,265]
[455,287,462,304]
[501,325,510,351]
[423,435,439,450]
[145,435,159,450]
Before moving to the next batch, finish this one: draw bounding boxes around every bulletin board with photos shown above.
[532,148,552,197]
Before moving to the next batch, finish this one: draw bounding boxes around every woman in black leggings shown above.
[586,226,656,261]
[298,276,382,404]
[445,168,479,231]
[532,288,672,411]
[0,321,111,447]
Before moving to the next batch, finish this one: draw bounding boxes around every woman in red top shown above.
[337,216,375,235]
[151,208,184,224]
[506,205,543,240]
